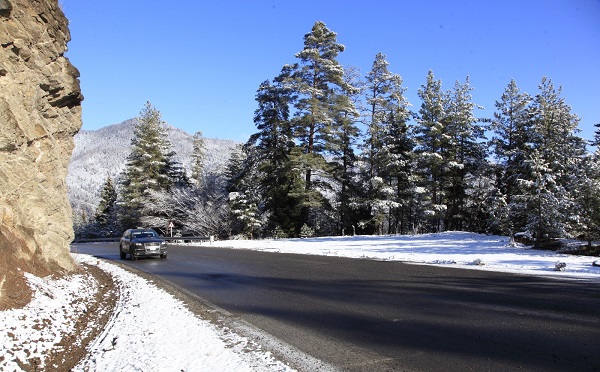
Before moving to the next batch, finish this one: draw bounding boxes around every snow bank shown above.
[210,232,600,281]
[0,255,293,372]
[73,254,292,371]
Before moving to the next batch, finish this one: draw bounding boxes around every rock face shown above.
[0,0,83,308]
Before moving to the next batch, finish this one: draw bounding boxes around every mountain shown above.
[67,119,239,219]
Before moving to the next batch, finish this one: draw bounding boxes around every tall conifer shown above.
[119,101,179,228]
[291,21,355,231]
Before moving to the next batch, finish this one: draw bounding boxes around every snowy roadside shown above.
[0,254,294,372]
[208,232,600,281]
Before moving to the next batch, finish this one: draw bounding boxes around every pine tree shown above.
[379,107,414,234]
[530,77,585,165]
[519,151,570,242]
[191,131,206,187]
[364,53,399,181]
[245,68,304,237]
[224,144,271,238]
[291,21,355,231]
[443,76,487,230]
[572,155,600,247]
[119,101,179,228]
[518,78,586,241]
[414,70,448,232]
[94,176,120,235]
[361,53,413,234]
[325,66,362,235]
[490,79,533,233]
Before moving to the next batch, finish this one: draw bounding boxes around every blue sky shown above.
[62,0,600,143]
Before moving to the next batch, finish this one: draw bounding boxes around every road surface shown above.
[73,242,600,371]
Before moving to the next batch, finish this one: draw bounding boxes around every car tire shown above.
[130,252,137,260]
[160,253,167,259]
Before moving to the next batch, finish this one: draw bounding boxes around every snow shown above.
[211,232,600,280]
[2,232,599,371]
[0,270,100,371]
[1,255,293,372]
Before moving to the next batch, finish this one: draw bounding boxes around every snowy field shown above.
[2,232,599,371]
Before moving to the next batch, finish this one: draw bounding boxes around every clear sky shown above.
[62,0,600,143]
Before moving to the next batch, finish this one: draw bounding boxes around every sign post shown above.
[168,221,174,237]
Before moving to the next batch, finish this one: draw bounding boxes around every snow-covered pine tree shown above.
[224,144,265,238]
[325,66,362,235]
[530,78,585,167]
[244,68,304,237]
[94,176,120,236]
[291,21,356,232]
[361,53,413,234]
[571,155,600,247]
[380,105,415,234]
[191,131,206,187]
[119,101,180,229]
[519,78,587,242]
[228,190,261,239]
[443,76,487,231]
[489,79,533,233]
[518,150,570,242]
[414,70,448,232]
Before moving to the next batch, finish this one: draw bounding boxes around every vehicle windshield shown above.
[132,230,157,239]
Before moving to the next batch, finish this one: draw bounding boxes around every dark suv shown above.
[119,228,167,260]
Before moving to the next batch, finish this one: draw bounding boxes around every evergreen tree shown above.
[249,71,295,171]
[119,101,179,228]
[291,21,355,232]
[360,53,413,234]
[519,151,570,242]
[245,69,304,237]
[489,79,533,233]
[379,106,414,234]
[225,144,268,238]
[191,131,206,187]
[530,77,585,166]
[572,155,600,247]
[325,66,362,235]
[592,123,600,147]
[94,176,120,235]
[364,53,398,181]
[517,78,586,241]
[443,76,487,230]
[414,70,448,232]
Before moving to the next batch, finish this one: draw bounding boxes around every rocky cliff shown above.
[0,0,83,309]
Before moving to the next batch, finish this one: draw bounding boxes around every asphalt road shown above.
[73,242,600,371]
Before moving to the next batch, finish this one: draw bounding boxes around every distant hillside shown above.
[67,119,239,219]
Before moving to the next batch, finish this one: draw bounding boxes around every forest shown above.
[77,21,600,248]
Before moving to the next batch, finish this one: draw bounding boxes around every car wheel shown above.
[160,253,167,259]
[130,252,137,260]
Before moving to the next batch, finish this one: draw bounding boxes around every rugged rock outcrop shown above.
[0,0,83,309]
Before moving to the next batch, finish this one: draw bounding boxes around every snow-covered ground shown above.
[210,232,600,280]
[1,232,599,371]
[0,254,293,372]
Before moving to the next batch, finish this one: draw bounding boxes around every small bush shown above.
[299,224,314,238]
[273,226,287,239]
